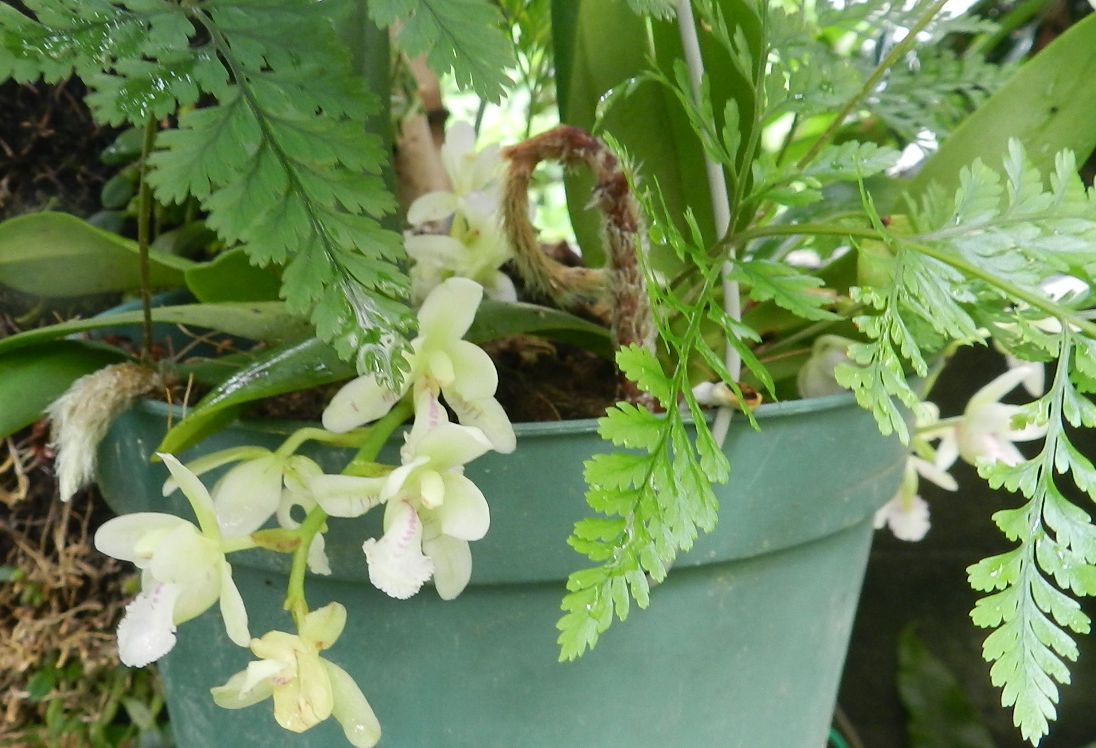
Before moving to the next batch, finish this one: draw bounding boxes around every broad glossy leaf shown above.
[0,212,191,297]
[552,0,713,265]
[553,0,762,263]
[0,303,309,356]
[909,13,1096,199]
[184,247,282,303]
[0,341,125,439]
[157,337,350,453]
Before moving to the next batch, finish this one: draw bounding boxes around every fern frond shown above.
[146,4,411,384]
[969,336,1096,745]
[558,185,766,661]
[1,0,414,384]
[368,0,514,101]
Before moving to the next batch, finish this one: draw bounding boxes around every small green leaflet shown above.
[368,0,514,101]
[0,1,145,83]
[730,259,839,322]
[750,141,900,207]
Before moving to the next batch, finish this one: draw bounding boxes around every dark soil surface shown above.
[0,78,119,221]
[488,337,617,422]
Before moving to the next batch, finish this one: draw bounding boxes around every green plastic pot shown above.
[96,394,905,747]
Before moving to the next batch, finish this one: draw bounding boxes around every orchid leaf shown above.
[0,341,125,439]
[0,303,309,356]
[156,337,348,454]
[0,212,191,298]
[467,301,610,357]
[184,248,282,303]
[158,300,610,454]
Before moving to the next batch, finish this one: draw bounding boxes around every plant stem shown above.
[796,0,949,170]
[285,506,328,627]
[726,221,1096,339]
[221,535,258,553]
[675,0,741,445]
[275,426,371,458]
[136,115,157,363]
[283,399,414,627]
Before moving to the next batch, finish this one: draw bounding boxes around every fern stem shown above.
[796,0,950,170]
[136,115,157,363]
[730,221,1096,339]
[675,0,741,445]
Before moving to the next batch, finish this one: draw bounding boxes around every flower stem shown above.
[136,115,158,363]
[283,399,414,627]
[275,426,372,458]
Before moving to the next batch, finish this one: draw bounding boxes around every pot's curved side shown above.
[95,396,905,747]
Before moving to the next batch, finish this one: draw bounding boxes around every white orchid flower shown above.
[797,335,858,398]
[936,364,1047,468]
[211,603,381,747]
[322,277,515,454]
[874,454,958,542]
[162,446,320,540]
[276,457,331,575]
[406,121,501,227]
[406,203,515,303]
[363,391,492,600]
[95,453,250,666]
[1004,354,1045,398]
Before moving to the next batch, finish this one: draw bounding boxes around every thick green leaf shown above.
[0,212,191,297]
[157,337,349,453]
[184,247,282,303]
[896,627,997,748]
[467,300,610,356]
[909,13,1096,199]
[0,341,125,439]
[0,303,309,356]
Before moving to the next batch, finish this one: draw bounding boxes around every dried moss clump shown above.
[0,428,166,745]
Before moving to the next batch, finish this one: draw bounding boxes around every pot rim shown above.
[134,390,861,438]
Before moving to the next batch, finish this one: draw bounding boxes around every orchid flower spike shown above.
[323,277,515,454]
[94,453,249,667]
[163,447,320,540]
[361,389,492,600]
[212,603,381,747]
[936,364,1047,468]
[406,121,501,227]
